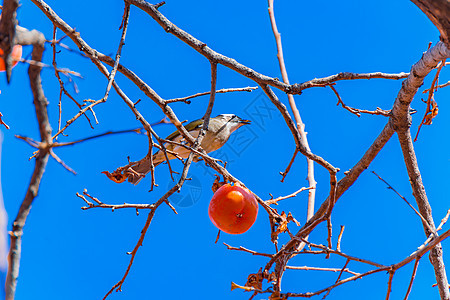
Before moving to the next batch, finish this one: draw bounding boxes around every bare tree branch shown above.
[125,0,409,96]
[259,84,338,174]
[264,42,450,288]
[268,0,317,213]
[388,40,450,300]
[410,0,450,47]
[397,129,449,299]
[4,24,49,300]
[15,1,450,299]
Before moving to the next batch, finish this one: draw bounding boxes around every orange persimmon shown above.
[0,45,22,71]
[208,184,258,234]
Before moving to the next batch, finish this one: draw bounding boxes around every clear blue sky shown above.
[1,0,449,299]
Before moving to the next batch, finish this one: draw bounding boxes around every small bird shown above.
[126,114,250,184]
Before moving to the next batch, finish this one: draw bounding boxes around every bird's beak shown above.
[239,119,251,125]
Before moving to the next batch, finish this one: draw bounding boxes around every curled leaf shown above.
[211,174,228,193]
[275,211,289,235]
[424,100,438,125]
[273,211,300,240]
[267,271,277,283]
[246,270,263,290]
[102,170,128,183]
[286,212,300,226]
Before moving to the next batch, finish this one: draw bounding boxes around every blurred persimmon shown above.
[0,45,22,71]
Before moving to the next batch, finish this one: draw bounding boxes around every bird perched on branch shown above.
[103,114,251,185]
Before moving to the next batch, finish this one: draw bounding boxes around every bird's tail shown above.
[127,156,162,185]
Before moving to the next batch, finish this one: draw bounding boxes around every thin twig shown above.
[280,149,299,183]
[214,230,221,244]
[49,149,76,174]
[336,225,345,252]
[20,57,82,77]
[294,72,409,92]
[165,86,258,104]
[321,259,351,299]
[265,186,313,205]
[423,79,450,92]
[102,203,159,299]
[371,171,434,234]
[102,3,130,103]
[15,135,39,148]
[284,267,391,298]
[76,191,154,211]
[53,128,144,147]
[224,243,274,258]
[385,271,395,300]
[295,238,386,268]
[404,259,420,300]
[54,26,63,133]
[331,85,390,117]
[437,208,450,231]
[285,263,359,276]
[51,25,91,136]
[335,259,351,283]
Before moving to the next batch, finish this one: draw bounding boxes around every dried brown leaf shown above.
[269,291,287,300]
[266,270,277,283]
[102,170,128,183]
[211,174,227,193]
[424,100,438,125]
[275,211,299,234]
[275,211,288,235]
[246,269,263,290]
[287,212,300,226]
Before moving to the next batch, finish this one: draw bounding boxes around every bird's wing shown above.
[165,118,204,141]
